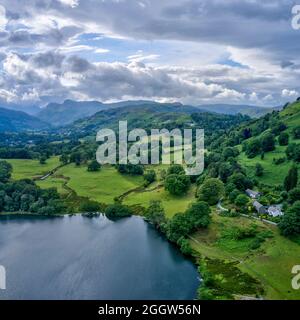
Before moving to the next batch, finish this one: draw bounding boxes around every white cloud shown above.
[282,89,299,98]
[263,94,274,102]
[58,0,80,8]
[128,52,160,63]
[0,89,17,103]
[22,88,40,102]
[249,92,259,102]
[94,48,110,54]
[59,45,94,53]
[215,88,246,101]
[0,5,7,31]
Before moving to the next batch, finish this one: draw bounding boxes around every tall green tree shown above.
[165,174,191,196]
[261,132,275,152]
[59,154,69,165]
[87,160,101,172]
[144,170,156,186]
[0,160,12,183]
[293,126,300,139]
[167,164,185,175]
[185,202,211,229]
[197,178,225,205]
[284,166,298,191]
[255,163,264,177]
[39,155,47,165]
[145,200,166,227]
[278,132,289,146]
[278,201,300,237]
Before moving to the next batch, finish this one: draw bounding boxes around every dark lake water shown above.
[0,215,199,300]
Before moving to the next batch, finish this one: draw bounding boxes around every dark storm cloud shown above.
[66,55,92,73]
[32,51,65,68]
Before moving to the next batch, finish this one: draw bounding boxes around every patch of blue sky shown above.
[218,58,249,69]
[75,33,165,63]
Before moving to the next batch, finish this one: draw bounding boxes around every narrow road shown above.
[217,198,229,212]
[38,164,65,181]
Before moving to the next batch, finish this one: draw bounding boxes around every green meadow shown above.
[54,164,144,204]
[6,157,197,214]
[124,184,197,218]
[36,177,68,195]
[190,212,300,300]
[5,157,60,180]
[238,145,296,186]
[237,101,300,187]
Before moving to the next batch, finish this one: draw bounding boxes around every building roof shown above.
[253,201,263,208]
[246,189,260,197]
[268,205,283,217]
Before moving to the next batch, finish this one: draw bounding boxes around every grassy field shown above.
[190,212,300,300]
[54,164,144,204]
[236,101,300,187]
[280,101,300,117]
[238,145,296,186]
[7,158,196,215]
[124,184,197,218]
[36,177,68,195]
[6,157,60,180]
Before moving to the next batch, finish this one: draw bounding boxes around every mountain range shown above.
[36,100,280,127]
[0,99,284,132]
[196,104,282,118]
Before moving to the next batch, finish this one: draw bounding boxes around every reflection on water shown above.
[0,215,199,300]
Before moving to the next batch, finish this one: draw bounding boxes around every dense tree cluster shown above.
[0,180,66,214]
[80,200,101,213]
[0,160,66,215]
[286,144,300,162]
[0,161,12,183]
[87,160,101,172]
[164,166,191,196]
[116,164,144,175]
[0,148,34,159]
[105,203,132,218]
[243,132,276,158]
[166,202,211,243]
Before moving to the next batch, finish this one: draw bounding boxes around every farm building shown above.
[246,189,261,199]
[267,205,284,217]
[253,201,266,214]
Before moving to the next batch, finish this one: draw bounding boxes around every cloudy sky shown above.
[0,0,300,108]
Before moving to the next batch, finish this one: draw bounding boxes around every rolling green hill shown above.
[236,101,300,187]
[37,99,269,128]
[61,103,249,139]
[37,100,194,127]
[37,100,107,127]
[0,107,50,132]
